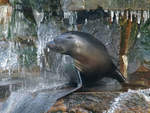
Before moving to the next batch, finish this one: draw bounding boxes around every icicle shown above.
[69,14,74,25]
[31,47,34,51]
[82,0,85,9]
[130,11,133,22]
[18,42,21,46]
[147,10,150,19]
[115,11,119,24]
[110,11,114,22]
[64,11,71,18]
[104,9,108,13]
[126,11,129,20]
[64,11,77,25]
[47,48,50,52]
[143,11,148,23]
[137,11,141,24]
[121,11,124,17]
[133,11,137,17]
[74,25,78,31]
[84,18,88,24]
[137,32,141,39]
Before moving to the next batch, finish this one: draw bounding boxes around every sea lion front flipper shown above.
[111,69,127,83]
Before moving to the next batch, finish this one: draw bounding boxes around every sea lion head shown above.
[46,32,83,56]
[46,31,108,72]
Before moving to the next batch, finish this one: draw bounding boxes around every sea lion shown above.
[46,31,126,87]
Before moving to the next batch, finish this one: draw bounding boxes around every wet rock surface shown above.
[48,89,150,113]
[48,92,120,113]
[129,71,150,86]
[46,70,150,113]
[127,19,150,74]
[0,79,22,98]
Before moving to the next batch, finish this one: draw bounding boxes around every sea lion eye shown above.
[66,36,72,39]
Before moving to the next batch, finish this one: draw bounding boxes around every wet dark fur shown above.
[47,31,126,87]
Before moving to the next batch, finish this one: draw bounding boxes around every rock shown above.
[48,92,120,113]
[61,0,150,11]
[47,99,67,112]
[128,19,150,74]
[0,0,9,5]
[128,71,150,86]
[48,89,150,113]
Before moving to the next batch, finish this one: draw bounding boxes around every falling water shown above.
[0,5,12,38]
[1,1,150,112]
[0,42,17,75]
[32,8,79,91]
[0,4,79,113]
[0,5,18,77]
[33,10,71,90]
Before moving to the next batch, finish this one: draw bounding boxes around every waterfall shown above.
[0,0,150,113]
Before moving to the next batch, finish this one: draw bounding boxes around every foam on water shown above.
[105,88,150,113]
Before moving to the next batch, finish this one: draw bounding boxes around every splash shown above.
[106,89,150,113]
[0,41,18,75]
[33,9,76,90]
[36,22,59,68]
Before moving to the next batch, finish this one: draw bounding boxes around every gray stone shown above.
[61,0,150,11]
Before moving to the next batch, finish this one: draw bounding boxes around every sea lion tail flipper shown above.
[111,69,127,83]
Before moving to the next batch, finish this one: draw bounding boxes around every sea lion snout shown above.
[47,35,76,54]
[46,40,67,53]
[46,41,56,49]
